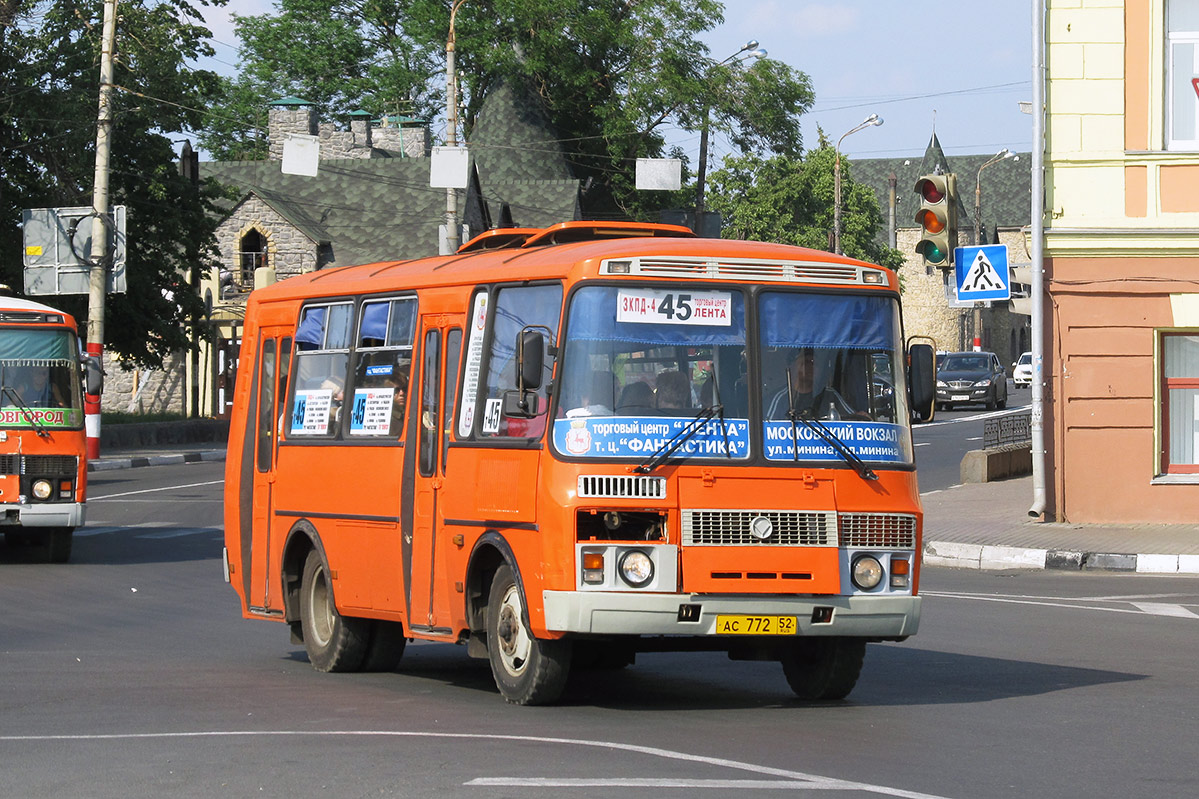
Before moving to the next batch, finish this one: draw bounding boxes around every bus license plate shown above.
[715,615,797,635]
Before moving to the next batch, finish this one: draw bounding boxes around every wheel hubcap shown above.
[496,585,530,675]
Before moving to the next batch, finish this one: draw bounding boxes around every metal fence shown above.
[983,412,1031,449]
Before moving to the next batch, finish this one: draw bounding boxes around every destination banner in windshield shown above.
[762,421,905,462]
[0,407,80,428]
[553,416,750,459]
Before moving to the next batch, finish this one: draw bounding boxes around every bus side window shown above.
[256,339,276,472]
[478,284,562,438]
[442,328,462,471]
[288,302,352,438]
[348,298,416,439]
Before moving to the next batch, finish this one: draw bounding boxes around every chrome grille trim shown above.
[682,509,838,546]
[602,257,875,285]
[577,475,667,499]
[838,513,918,549]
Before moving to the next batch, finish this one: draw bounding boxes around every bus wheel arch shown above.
[280,520,323,627]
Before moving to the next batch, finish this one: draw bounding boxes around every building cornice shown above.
[1042,226,1199,258]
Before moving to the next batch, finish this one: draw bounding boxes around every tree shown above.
[200,0,814,218]
[706,133,905,270]
[0,0,226,369]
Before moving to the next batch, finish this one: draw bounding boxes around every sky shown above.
[198,0,1034,162]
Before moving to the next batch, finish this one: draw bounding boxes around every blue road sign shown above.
[954,244,1010,302]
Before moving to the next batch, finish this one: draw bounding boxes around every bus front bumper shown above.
[2,502,85,528]
[542,590,920,639]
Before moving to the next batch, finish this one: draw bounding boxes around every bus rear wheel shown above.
[299,550,369,672]
[486,564,571,705]
[780,638,866,701]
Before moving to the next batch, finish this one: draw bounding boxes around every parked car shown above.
[936,351,1008,410]
[1012,351,1033,387]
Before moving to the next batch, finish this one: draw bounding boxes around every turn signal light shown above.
[891,558,911,589]
[582,551,605,584]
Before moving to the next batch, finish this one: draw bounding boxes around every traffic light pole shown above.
[84,0,118,460]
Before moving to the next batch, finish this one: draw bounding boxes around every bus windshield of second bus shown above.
[552,285,912,469]
[0,328,84,430]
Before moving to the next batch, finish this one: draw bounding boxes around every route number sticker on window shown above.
[616,289,731,326]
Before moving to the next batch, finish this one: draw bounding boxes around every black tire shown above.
[361,620,407,672]
[781,638,866,701]
[985,389,997,411]
[4,530,35,548]
[45,528,73,563]
[486,564,571,705]
[299,550,369,672]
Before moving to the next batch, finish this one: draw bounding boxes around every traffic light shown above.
[913,174,957,268]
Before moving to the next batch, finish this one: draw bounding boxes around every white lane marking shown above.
[74,524,220,538]
[1130,602,1199,619]
[0,730,957,799]
[917,405,1030,428]
[470,777,831,789]
[90,480,223,501]
[134,528,221,540]
[925,591,1199,619]
[914,442,931,447]
[965,436,981,441]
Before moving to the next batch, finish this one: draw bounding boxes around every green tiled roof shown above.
[850,134,1031,243]
[468,82,576,184]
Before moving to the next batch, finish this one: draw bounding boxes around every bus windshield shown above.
[552,286,912,467]
[0,328,84,428]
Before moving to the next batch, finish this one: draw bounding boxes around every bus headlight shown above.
[851,555,884,590]
[618,550,654,588]
[32,479,53,501]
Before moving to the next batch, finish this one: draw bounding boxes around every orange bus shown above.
[1,292,91,563]
[223,222,936,705]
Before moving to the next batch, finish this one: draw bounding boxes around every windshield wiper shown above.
[634,404,723,474]
[789,410,877,481]
[1,385,50,438]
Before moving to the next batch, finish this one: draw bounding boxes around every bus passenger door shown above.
[408,318,462,633]
[248,332,291,612]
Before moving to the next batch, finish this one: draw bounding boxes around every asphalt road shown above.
[914,382,1031,492]
[2,453,1196,798]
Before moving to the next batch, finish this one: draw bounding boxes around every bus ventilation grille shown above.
[577,475,666,499]
[838,513,917,549]
[621,258,866,285]
[681,510,838,546]
[0,455,79,476]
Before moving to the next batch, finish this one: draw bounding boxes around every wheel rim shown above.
[307,565,334,647]
[495,583,531,677]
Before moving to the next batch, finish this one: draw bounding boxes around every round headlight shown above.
[618,550,654,588]
[851,555,884,590]
[32,479,53,501]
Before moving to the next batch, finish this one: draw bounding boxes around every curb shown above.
[924,540,1199,575]
[87,450,226,472]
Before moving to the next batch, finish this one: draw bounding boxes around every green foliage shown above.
[0,0,226,368]
[200,0,814,219]
[707,138,905,271]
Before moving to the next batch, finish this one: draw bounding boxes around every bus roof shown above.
[0,295,77,326]
[248,224,897,305]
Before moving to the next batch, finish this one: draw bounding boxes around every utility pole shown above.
[85,0,118,459]
[444,0,467,253]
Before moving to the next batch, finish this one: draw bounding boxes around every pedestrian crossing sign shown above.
[953,244,1010,302]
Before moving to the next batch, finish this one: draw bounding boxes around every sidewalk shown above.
[922,475,1199,574]
[87,441,1199,575]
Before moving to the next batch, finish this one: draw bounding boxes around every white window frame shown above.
[1166,1,1199,150]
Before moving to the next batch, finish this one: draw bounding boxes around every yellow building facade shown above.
[1044,0,1199,521]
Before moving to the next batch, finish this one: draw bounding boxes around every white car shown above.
[1012,351,1033,387]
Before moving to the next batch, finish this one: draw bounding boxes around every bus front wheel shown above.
[299,550,369,672]
[45,528,72,563]
[486,564,571,705]
[780,638,866,701]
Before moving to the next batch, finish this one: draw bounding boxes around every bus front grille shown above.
[577,475,667,499]
[611,257,867,285]
[838,513,917,549]
[682,510,838,546]
[0,455,78,476]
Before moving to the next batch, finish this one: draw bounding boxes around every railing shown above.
[983,412,1031,449]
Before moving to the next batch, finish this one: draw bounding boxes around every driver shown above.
[766,348,865,421]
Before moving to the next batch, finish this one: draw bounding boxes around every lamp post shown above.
[974,148,1017,245]
[833,113,883,255]
[970,148,1018,351]
[444,0,467,253]
[695,41,766,229]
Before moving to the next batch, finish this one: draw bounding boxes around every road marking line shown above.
[134,528,221,540]
[0,730,957,799]
[90,480,223,501]
[926,591,1199,619]
[469,777,827,789]
[1130,602,1199,619]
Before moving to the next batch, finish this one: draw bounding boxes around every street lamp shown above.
[695,41,766,228]
[833,113,882,255]
[974,148,1017,245]
[444,0,468,252]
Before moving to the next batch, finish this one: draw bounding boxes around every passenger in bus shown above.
[767,349,866,421]
[387,371,408,434]
[615,380,654,414]
[566,370,616,417]
[654,370,691,412]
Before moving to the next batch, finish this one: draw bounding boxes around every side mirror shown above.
[84,355,105,396]
[516,328,545,391]
[907,342,936,422]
